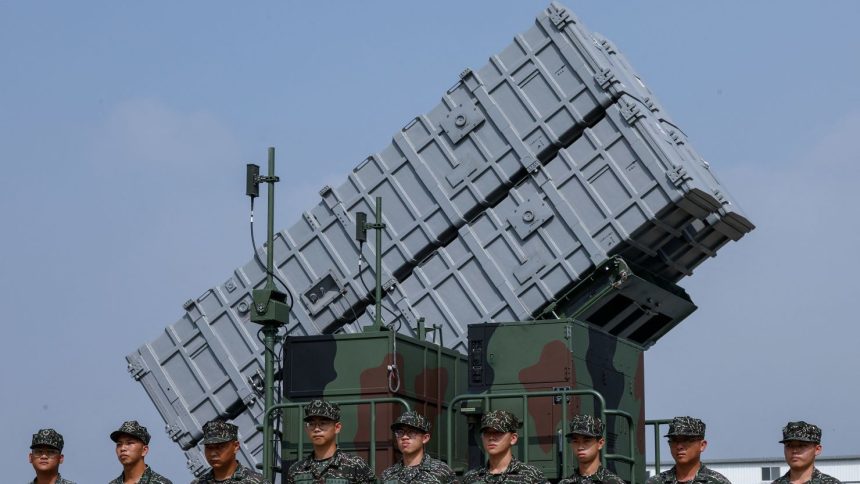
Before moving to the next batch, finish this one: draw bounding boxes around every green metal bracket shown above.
[359,196,388,332]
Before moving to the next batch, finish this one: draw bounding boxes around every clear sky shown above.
[2,1,859,482]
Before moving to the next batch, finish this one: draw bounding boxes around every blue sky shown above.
[2,1,859,481]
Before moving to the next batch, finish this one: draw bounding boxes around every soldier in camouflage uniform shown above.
[109,420,172,484]
[380,410,456,483]
[28,428,76,484]
[285,399,375,483]
[461,410,547,483]
[558,415,623,484]
[645,416,731,484]
[772,421,842,484]
[191,420,269,484]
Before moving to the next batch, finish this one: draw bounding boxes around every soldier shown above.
[28,428,76,484]
[772,421,842,484]
[461,410,546,483]
[380,410,456,483]
[109,420,172,484]
[646,416,731,484]
[285,399,375,483]
[558,415,623,484]
[191,420,269,484]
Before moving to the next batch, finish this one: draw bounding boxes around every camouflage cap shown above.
[565,415,605,439]
[480,410,521,433]
[391,411,431,433]
[201,420,239,445]
[303,399,341,422]
[780,421,822,444]
[665,416,706,438]
[110,420,151,445]
[31,429,64,451]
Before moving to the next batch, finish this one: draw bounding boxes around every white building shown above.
[647,455,860,483]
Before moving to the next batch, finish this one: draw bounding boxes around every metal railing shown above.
[645,419,673,475]
[262,397,412,477]
[446,389,636,483]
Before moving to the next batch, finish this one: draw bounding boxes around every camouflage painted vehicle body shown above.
[466,319,645,482]
[280,331,470,475]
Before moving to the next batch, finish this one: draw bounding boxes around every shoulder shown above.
[338,450,373,470]
[558,478,577,484]
[700,465,732,484]
[814,471,843,484]
[234,463,268,483]
[646,470,671,484]
[288,454,313,473]
[60,478,78,484]
[381,462,402,479]
[461,468,484,483]
[513,460,546,481]
[149,470,174,484]
[423,456,456,478]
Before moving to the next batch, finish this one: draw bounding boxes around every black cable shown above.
[250,198,295,311]
[355,245,401,324]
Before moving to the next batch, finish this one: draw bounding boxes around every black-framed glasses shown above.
[393,429,421,439]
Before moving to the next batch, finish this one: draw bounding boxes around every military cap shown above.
[110,420,151,445]
[780,421,822,444]
[201,420,239,445]
[480,410,521,433]
[303,399,341,422]
[565,414,605,439]
[391,411,431,433]
[665,416,706,438]
[31,428,64,451]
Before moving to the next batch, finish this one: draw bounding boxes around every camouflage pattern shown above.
[201,420,238,444]
[480,410,521,433]
[280,331,468,474]
[110,420,152,444]
[565,415,604,439]
[28,474,76,484]
[772,467,842,484]
[391,410,431,433]
[461,457,547,483]
[285,448,375,484]
[190,462,269,484]
[468,320,646,483]
[303,399,341,422]
[559,465,625,484]
[380,453,456,483]
[644,463,732,484]
[780,421,822,444]
[108,464,172,484]
[665,416,706,438]
[31,428,64,451]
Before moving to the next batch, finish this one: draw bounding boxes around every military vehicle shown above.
[126,2,753,482]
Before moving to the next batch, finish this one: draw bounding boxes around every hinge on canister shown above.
[548,3,571,28]
[127,355,149,381]
[667,166,689,187]
[594,67,616,90]
[619,100,642,125]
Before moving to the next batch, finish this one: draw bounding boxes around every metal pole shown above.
[374,196,383,329]
[262,147,278,482]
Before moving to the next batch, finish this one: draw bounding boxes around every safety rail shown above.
[645,419,673,475]
[261,397,412,477]
[446,389,636,484]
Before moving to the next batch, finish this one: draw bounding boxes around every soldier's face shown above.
[481,429,517,457]
[570,435,604,465]
[668,437,706,465]
[115,436,148,466]
[393,427,430,456]
[204,440,240,471]
[304,417,341,447]
[783,441,821,470]
[29,446,63,473]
